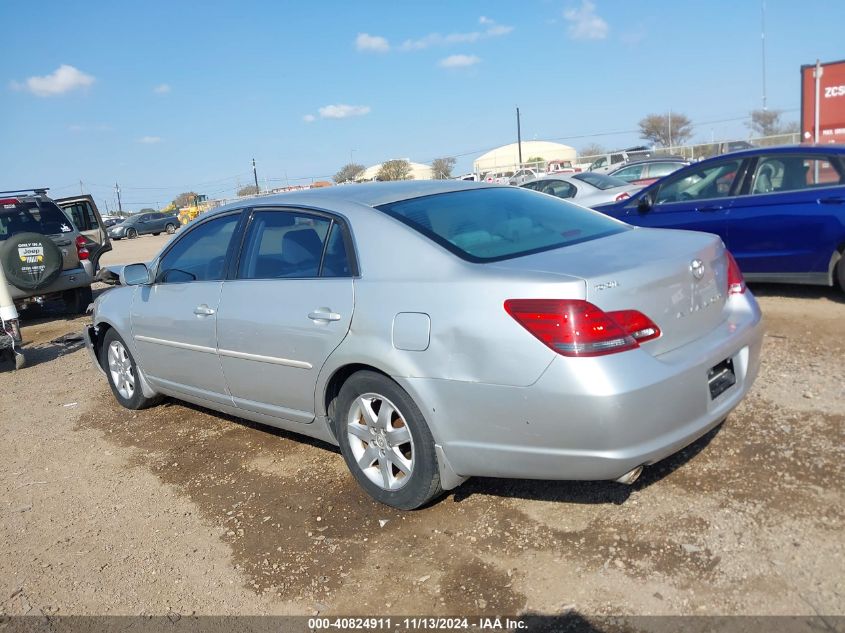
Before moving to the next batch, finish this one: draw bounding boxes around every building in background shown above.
[473,141,577,176]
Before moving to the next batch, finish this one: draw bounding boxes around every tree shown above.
[579,143,606,158]
[524,156,546,169]
[747,109,799,137]
[638,112,693,147]
[237,185,259,196]
[431,157,456,179]
[171,191,199,209]
[333,163,366,183]
[377,159,412,181]
[138,207,156,214]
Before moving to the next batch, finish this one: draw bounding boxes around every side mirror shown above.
[120,263,150,286]
[637,192,654,213]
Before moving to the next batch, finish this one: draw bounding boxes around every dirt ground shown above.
[1,234,843,618]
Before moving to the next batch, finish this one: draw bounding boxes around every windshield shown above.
[376,187,628,263]
[0,199,74,241]
[572,172,630,190]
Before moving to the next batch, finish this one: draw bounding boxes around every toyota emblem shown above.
[690,259,705,280]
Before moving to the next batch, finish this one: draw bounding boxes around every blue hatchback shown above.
[594,145,845,292]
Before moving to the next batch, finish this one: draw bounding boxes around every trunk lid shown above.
[488,227,729,356]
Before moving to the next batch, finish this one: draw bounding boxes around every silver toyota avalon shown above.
[84,181,763,509]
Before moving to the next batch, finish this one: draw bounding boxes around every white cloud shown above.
[11,64,95,97]
[317,104,371,119]
[153,83,171,94]
[564,1,609,40]
[302,114,316,123]
[138,136,162,144]
[399,18,512,51]
[439,54,481,69]
[355,33,390,53]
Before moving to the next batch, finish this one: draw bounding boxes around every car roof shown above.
[613,157,689,166]
[207,180,503,216]
[705,143,845,161]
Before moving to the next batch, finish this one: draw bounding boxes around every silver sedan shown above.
[84,181,763,509]
[522,172,642,207]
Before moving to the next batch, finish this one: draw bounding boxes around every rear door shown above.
[130,211,243,404]
[56,195,112,268]
[216,208,355,423]
[617,157,748,241]
[726,152,845,276]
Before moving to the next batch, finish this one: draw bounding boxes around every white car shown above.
[521,172,642,207]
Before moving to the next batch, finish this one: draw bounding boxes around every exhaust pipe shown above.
[614,465,643,485]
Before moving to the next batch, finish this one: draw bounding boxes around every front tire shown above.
[336,371,442,509]
[126,228,138,239]
[101,329,161,410]
[165,223,177,234]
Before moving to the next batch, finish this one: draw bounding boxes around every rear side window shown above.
[573,172,629,190]
[750,155,844,194]
[376,187,628,263]
[0,200,74,240]
[62,201,99,231]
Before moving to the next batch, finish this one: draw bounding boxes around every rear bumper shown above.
[397,292,764,482]
[8,267,94,302]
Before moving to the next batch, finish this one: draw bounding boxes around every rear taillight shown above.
[0,197,20,205]
[614,192,631,202]
[505,299,661,357]
[75,235,90,260]
[725,251,745,295]
[605,309,661,343]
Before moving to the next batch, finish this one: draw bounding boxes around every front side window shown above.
[377,187,628,263]
[156,213,240,283]
[536,180,576,199]
[573,172,629,190]
[654,159,742,204]
[237,211,352,279]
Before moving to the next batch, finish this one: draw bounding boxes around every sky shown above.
[2,0,844,212]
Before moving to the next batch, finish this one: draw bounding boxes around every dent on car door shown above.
[216,209,355,423]
[55,195,111,267]
[130,212,242,404]
[727,154,845,276]
[627,158,745,239]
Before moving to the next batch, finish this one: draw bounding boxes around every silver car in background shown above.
[84,181,763,509]
[522,172,642,207]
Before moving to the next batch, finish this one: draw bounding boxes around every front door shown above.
[130,211,242,405]
[621,157,746,242]
[216,209,355,423]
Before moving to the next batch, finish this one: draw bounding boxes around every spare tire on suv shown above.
[0,231,64,291]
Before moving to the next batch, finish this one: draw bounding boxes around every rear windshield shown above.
[573,172,629,190]
[376,187,628,262]
[0,199,74,241]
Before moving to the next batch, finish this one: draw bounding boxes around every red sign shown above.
[801,59,845,145]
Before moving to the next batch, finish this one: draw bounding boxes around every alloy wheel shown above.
[107,340,135,400]
[346,393,414,491]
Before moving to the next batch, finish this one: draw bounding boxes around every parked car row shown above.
[107,212,179,240]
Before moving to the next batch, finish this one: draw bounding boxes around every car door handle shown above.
[818,196,845,205]
[193,304,216,316]
[697,205,724,212]
[308,309,341,322]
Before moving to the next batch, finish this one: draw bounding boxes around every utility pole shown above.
[668,108,673,150]
[115,182,123,213]
[761,0,768,111]
[252,158,260,194]
[516,107,523,166]
[79,180,84,195]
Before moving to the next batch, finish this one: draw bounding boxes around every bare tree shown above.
[431,157,456,179]
[579,143,606,158]
[333,163,366,183]
[377,159,413,181]
[171,191,200,209]
[237,185,259,196]
[747,109,798,136]
[638,112,693,147]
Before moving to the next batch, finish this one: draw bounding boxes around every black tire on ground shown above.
[126,228,138,239]
[100,329,161,410]
[0,232,64,291]
[152,232,160,236]
[336,370,443,509]
[837,254,845,293]
[64,285,93,314]
[165,223,176,234]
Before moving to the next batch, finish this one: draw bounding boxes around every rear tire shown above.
[336,371,442,509]
[65,286,93,315]
[101,329,161,410]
